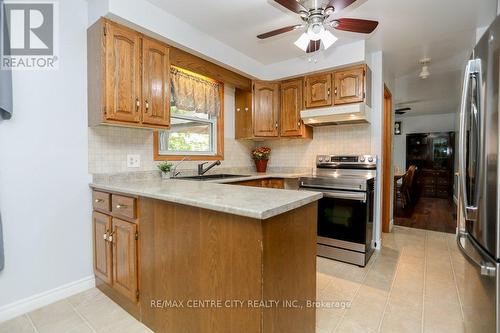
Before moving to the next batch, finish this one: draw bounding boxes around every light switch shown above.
[127,154,140,168]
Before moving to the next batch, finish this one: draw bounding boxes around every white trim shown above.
[453,194,458,205]
[372,238,382,250]
[0,275,95,323]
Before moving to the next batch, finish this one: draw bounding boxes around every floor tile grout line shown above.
[25,313,40,333]
[331,252,379,333]
[375,246,406,333]
[68,301,98,333]
[447,232,466,323]
[421,230,428,333]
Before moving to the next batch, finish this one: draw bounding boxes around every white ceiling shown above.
[146,0,497,115]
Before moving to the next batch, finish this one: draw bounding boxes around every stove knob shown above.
[360,157,366,162]
[368,157,374,162]
[319,157,324,162]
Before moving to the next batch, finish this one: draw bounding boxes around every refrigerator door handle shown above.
[457,231,496,277]
[459,58,483,221]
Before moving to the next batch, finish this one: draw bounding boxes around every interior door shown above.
[142,37,171,127]
[112,218,138,302]
[253,82,279,137]
[92,212,112,284]
[280,79,303,137]
[104,21,142,123]
[333,67,365,105]
[305,73,332,108]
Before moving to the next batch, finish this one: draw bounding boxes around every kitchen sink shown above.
[174,174,250,181]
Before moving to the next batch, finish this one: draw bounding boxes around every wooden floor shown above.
[394,197,457,234]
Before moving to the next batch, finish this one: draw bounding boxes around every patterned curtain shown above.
[170,67,221,117]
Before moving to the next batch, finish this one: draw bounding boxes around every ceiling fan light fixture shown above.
[320,30,338,50]
[307,23,324,41]
[294,32,310,51]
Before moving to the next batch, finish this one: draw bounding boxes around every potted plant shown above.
[252,146,271,173]
[157,162,174,179]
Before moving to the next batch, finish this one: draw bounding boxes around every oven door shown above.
[299,188,370,246]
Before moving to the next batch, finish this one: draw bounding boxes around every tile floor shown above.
[0,226,468,333]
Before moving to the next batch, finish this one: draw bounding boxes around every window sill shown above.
[154,154,224,162]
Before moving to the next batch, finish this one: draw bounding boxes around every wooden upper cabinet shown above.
[280,79,303,137]
[304,73,332,108]
[88,18,171,129]
[142,37,171,127]
[93,212,112,285]
[253,82,280,137]
[112,218,138,303]
[333,66,365,105]
[104,21,142,123]
[235,88,253,139]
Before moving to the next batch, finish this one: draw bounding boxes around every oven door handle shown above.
[299,188,367,202]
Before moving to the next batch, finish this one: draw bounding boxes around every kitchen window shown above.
[154,67,224,161]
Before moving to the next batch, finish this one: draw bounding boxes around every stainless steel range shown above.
[299,155,376,267]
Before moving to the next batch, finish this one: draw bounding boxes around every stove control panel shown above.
[316,155,377,168]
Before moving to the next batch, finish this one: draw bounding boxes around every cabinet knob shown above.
[107,231,115,243]
[103,231,108,240]
[145,99,149,111]
[298,121,301,126]
[236,108,241,112]
[245,107,249,112]
[275,122,278,129]
[327,88,331,97]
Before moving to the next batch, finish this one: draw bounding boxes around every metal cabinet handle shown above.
[94,199,104,203]
[297,121,301,127]
[145,99,149,111]
[135,98,140,111]
[107,231,115,243]
[327,88,331,97]
[103,230,108,240]
[334,87,338,95]
[275,122,278,129]
[116,204,127,209]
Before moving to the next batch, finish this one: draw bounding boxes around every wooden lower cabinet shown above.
[112,218,139,302]
[92,212,112,284]
[92,191,139,311]
[230,178,285,189]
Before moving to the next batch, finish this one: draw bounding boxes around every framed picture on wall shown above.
[394,121,402,135]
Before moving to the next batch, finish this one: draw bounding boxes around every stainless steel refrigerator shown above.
[457,15,500,333]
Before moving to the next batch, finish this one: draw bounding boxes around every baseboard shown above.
[0,275,95,323]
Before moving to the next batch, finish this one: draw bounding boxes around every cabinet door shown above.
[235,88,253,139]
[253,82,280,137]
[104,21,142,123]
[112,218,138,302]
[305,73,332,108]
[333,66,365,105]
[280,79,303,137]
[142,37,171,127]
[93,212,112,284]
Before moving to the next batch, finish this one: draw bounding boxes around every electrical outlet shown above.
[127,154,140,168]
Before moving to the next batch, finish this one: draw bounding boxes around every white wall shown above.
[393,113,456,172]
[0,0,93,320]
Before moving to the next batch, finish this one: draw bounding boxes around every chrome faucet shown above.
[172,157,189,178]
[198,160,221,175]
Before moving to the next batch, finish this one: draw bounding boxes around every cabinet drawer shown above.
[112,195,137,220]
[93,191,111,213]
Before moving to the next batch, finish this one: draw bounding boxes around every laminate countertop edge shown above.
[90,178,322,220]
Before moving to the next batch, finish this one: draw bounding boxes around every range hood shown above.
[300,103,371,126]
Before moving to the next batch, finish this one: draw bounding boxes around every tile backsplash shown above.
[260,124,373,168]
[88,126,254,174]
[89,124,372,174]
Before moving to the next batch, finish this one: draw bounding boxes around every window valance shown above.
[170,67,221,117]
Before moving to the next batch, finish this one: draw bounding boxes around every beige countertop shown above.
[90,172,322,220]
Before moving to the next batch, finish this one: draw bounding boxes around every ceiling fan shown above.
[257,0,379,53]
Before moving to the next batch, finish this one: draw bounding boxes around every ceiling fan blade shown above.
[327,0,357,12]
[306,40,321,53]
[274,0,307,14]
[257,25,303,39]
[334,18,379,33]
